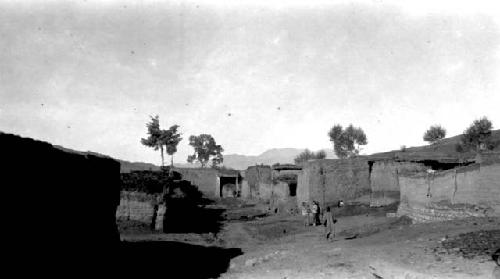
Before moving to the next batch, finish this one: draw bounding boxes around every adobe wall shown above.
[116,191,159,224]
[369,161,427,207]
[298,158,371,207]
[173,167,219,198]
[397,159,500,223]
[258,183,274,200]
[272,169,302,179]
[240,180,251,199]
[2,132,121,263]
[258,181,289,202]
[245,166,272,199]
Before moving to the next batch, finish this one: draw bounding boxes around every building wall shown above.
[240,180,251,199]
[297,169,310,204]
[398,158,500,223]
[370,161,427,207]
[298,158,371,207]
[258,181,289,202]
[272,169,302,179]
[245,166,272,199]
[173,167,219,198]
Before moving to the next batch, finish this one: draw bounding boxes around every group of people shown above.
[301,200,344,241]
[301,201,321,227]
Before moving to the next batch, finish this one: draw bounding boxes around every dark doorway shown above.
[289,182,297,197]
[219,176,237,197]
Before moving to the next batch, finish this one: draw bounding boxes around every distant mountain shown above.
[221,148,336,170]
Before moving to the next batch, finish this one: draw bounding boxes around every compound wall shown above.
[369,161,427,207]
[297,158,371,207]
[398,154,500,222]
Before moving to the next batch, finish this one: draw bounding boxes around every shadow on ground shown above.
[163,201,225,234]
[119,241,242,278]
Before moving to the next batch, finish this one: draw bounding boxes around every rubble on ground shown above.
[433,230,500,260]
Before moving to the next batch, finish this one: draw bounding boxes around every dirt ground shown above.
[120,200,500,279]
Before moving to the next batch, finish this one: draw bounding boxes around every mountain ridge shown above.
[121,148,336,172]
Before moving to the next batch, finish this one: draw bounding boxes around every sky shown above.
[1,0,500,165]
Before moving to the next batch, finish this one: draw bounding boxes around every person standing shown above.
[311,201,319,226]
[323,206,336,241]
[301,202,310,226]
[314,201,321,226]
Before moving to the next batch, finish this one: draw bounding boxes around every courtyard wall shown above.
[397,153,500,222]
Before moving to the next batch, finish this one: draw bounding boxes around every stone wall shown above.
[369,161,427,207]
[298,158,371,207]
[2,132,121,266]
[398,157,500,223]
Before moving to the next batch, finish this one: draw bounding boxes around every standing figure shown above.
[323,206,336,241]
[301,202,310,226]
[313,201,321,226]
[311,201,318,226]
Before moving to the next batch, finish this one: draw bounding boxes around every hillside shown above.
[118,160,160,173]
[369,129,500,162]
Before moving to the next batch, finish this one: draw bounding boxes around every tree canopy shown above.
[141,115,182,167]
[162,124,182,167]
[187,134,224,168]
[328,124,367,159]
[294,149,326,164]
[423,125,446,144]
[457,117,495,152]
[141,115,165,166]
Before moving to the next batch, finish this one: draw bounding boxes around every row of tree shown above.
[294,124,368,162]
[144,115,496,167]
[423,117,497,152]
[294,116,496,163]
[141,115,223,168]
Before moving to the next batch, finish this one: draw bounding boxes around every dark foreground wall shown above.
[1,132,120,270]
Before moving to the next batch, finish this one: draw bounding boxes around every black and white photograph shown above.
[1,0,499,277]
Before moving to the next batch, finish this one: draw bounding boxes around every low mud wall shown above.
[370,161,427,207]
[398,158,500,222]
[116,191,160,223]
[2,132,121,266]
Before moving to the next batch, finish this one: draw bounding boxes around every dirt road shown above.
[220,215,499,279]
[119,200,499,278]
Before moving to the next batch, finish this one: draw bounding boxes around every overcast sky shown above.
[1,0,500,165]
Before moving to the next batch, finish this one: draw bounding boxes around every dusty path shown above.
[119,200,499,278]
[220,215,500,279]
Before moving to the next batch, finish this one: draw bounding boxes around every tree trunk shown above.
[171,155,174,168]
[160,145,164,167]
